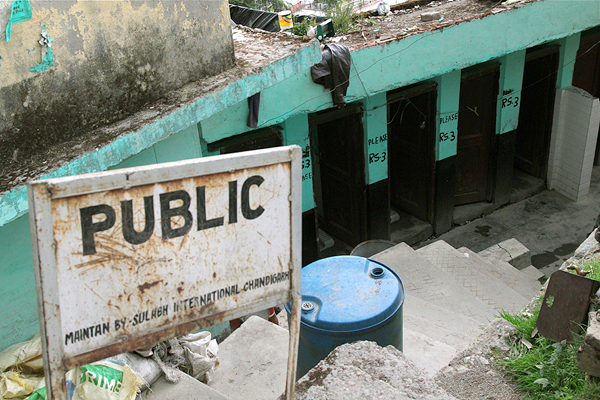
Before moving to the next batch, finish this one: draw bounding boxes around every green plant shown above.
[498,305,600,399]
[327,1,357,34]
[291,18,313,36]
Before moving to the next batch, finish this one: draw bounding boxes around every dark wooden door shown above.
[312,107,367,247]
[455,67,499,205]
[388,84,437,221]
[573,29,600,165]
[515,47,559,178]
[573,29,600,96]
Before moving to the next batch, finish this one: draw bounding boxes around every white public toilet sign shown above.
[28,146,302,400]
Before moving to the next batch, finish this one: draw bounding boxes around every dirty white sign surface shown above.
[28,146,302,399]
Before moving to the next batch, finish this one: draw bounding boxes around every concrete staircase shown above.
[371,239,543,377]
[146,238,544,399]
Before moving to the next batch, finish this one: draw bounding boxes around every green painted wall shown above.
[0,125,203,351]
[0,214,38,352]
[363,93,388,184]
[435,70,461,161]
[498,50,526,134]
[283,114,315,212]
[556,33,581,89]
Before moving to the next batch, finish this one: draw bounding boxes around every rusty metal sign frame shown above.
[537,269,600,342]
[28,146,302,400]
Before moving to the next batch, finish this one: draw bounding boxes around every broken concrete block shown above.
[577,311,600,377]
[435,319,522,400]
[292,341,457,400]
[421,11,442,21]
[209,316,289,400]
[143,369,232,400]
[478,238,531,270]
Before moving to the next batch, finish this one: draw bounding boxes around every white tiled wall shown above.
[548,86,600,201]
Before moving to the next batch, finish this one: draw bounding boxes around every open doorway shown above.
[310,105,367,250]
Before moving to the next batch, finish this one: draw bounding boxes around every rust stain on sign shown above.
[29,146,303,400]
[138,280,163,294]
[49,164,292,358]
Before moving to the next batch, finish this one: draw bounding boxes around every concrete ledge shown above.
[143,369,232,400]
[209,316,289,400]
[478,238,531,270]
[521,265,545,281]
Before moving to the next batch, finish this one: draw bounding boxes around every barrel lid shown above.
[293,256,403,332]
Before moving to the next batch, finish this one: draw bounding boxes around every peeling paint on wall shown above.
[4,0,31,41]
[29,24,52,72]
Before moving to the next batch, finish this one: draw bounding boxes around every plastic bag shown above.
[377,1,390,15]
[0,371,43,399]
[0,333,44,399]
[179,331,219,383]
[0,334,43,374]
[22,360,141,400]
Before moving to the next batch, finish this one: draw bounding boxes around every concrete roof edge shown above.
[0,39,322,228]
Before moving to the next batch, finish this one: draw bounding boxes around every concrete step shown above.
[417,241,529,314]
[209,316,288,400]
[477,238,531,270]
[521,265,546,281]
[402,328,458,378]
[403,293,481,349]
[404,312,471,351]
[372,243,497,325]
[456,247,541,300]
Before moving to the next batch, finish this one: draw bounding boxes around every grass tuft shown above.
[327,2,358,34]
[498,302,600,399]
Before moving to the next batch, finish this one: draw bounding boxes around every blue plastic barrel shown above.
[286,255,404,379]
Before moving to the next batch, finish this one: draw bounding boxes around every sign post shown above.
[28,146,302,399]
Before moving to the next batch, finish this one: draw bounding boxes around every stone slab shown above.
[521,265,545,281]
[143,369,232,400]
[403,328,458,378]
[404,312,471,351]
[457,247,541,299]
[417,241,529,313]
[209,316,288,400]
[403,293,481,348]
[292,341,457,400]
[372,243,497,324]
[478,238,531,270]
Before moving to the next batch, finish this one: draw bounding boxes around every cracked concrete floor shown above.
[426,166,600,276]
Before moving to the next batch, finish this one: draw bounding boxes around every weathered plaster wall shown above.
[0,0,234,180]
[0,37,321,229]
